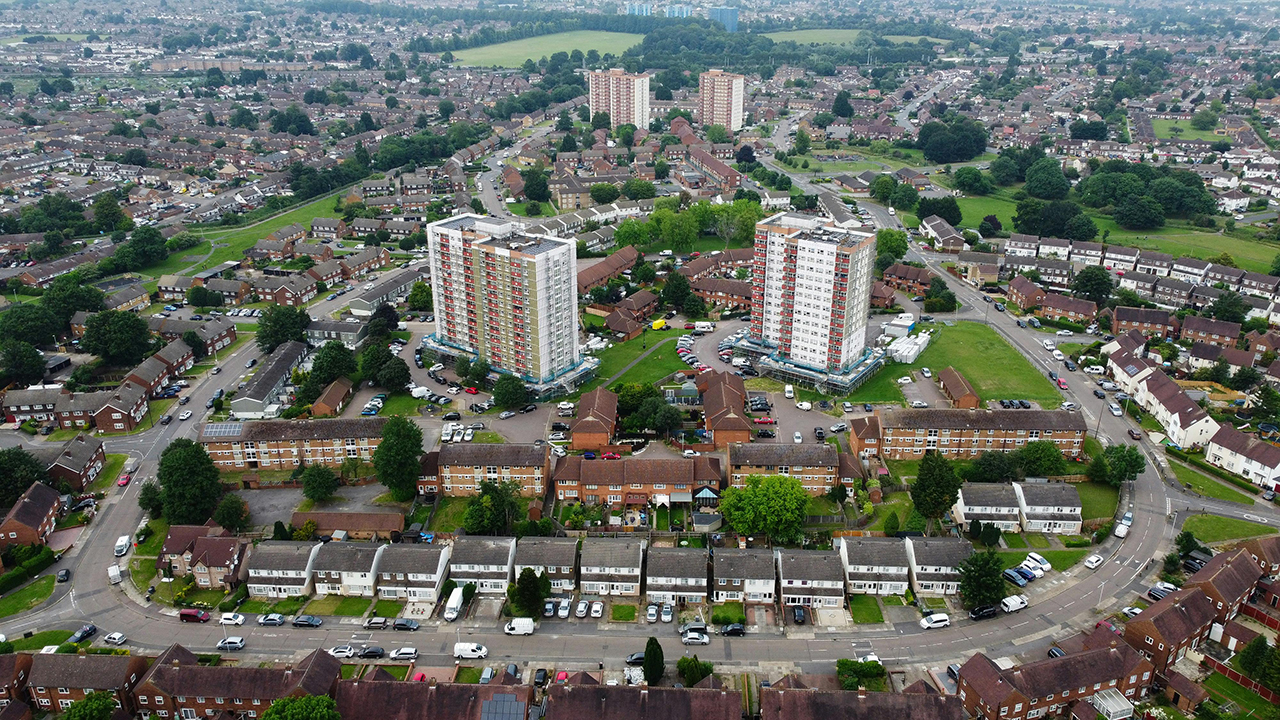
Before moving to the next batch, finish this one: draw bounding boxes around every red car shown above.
[753,417,775,424]
[117,474,131,487]
[690,252,701,258]
[602,452,622,460]
[464,387,478,394]
[684,323,695,330]
[1057,378,1069,390]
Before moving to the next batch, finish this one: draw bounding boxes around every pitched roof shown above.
[880,408,1087,433]
[546,684,742,720]
[580,537,645,568]
[778,549,843,582]
[760,688,963,720]
[573,387,617,436]
[450,536,515,566]
[959,483,1020,508]
[1016,482,1081,508]
[246,541,318,571]
[438,443,548,468]
[908,537,974,567]
[334,679,535,720]
[937,367,977,401]
[141,644,339,700]
[729,442,838,467]
[1184,547,1265,606]
[514,537,578,568]
[28,654,138,690]
[712,548,775,580]
[313,542,381,572]
[1136,587,1218,643]
[646,546,707,578]
[840,537,909,568]
[2,482,59,530]
[290,512,403,534]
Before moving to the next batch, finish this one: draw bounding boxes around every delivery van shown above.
[114,535,131,558]
[1001,594,1029,613]
[503,617,535,635]
[443,587,465,622]
[694,321,715,332]
[107,564,122,585]
[453,642,488,659]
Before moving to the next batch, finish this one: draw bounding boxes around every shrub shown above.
[1063,537,1093,548]
[218,584,248,612]
[19,547,55,576]
[0,568,29,594]
[710,605,746,625]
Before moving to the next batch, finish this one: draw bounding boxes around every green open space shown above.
[1203,672,1276,716]
[883,34,947,44]
[865,492,912,531]
[956,195,1018,231]
[472,431,505,444]
[847,594,885,623]
[374,599,404,617]
[0,33,89,43]
[1150,118,1222,142]
[1025,533,1051,549]
[135,519,170,556]
[238,595,309,616]
[10,630,72,651]
[377,393,424,418]
[850,322,1061,406]
[1076,482,1119,520]
[1183,514,1276,543]
[711,601,745,625]
[611,604,637,622]
[428,497,469,532]
[454,31,645,67]
[808,160,884,173]
[183,194,346,273]
[89,453,129,494]
[304,595,345,615]
[0,576,55,618]
[144,242,213,277]
[1170,462,1254,505]
[1003,533,1028,548]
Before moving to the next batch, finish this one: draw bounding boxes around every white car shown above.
[1060,401,1078,411]
[390,647,418,660]
[591,601,603,618]
[328,645,357,659]
[1025,552,1052,571]
[793,431,804,444]
[103,632,127,646]
[178,410,193,421]
[549,432,567,441]
[682,449,701,458]
[682,631,710,645]
[1084,554,1104,570]
[796,401,812,411]
[919,613,951,629]
[219,613,245,626]
[1234,214,1245,221]
[921,367,932,378]
[910,400,928,408]
[856,652,880,663]
[1120,511,1134,526]
[897,376,913,385]
[1019,561,1045,578]
[1108,403,1123,417]
[1056,329,1074,337]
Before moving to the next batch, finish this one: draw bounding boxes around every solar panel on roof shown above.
[481,695,525,720]
[201,422,244,438]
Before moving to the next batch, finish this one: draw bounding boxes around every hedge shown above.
[0,568,28,594]
[1039,317,1087,333]
[218,584,249,612]
[1063,537,1093,548]
[20,547,56,576]
[1165,447,1261,495]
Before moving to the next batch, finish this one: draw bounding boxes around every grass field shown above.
[11,630,72,651]
[851,322,1061,406]
[0,576,54,618]
[865,492,912,531]
[1076,482,1120,520]
[1170,462,1255,505]
[333,597,372,616]
[183,194,344,274]
[1003,533,1028,548]
[611,604,637,622]
[374,599,404,617]
[765,29,866,44]
[847,594,885,623]
[454,31,645,67]
[89,453,129,494]
[809,160,885,173]
[1151,119,1222,142]
[456,667,483,684]
[956,195,1018,231]
[135,519,170,556]
[1203,672,1276,716]
[883,34,946,44]
[1183,514,1275,543]
[429,496,469,532]
[0,33,88,43]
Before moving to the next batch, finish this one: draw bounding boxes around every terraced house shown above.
[245,541,322,599]
[835,537,909,595]
[712,548,776,603]
[375,544,451,603]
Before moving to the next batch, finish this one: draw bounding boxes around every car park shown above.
[842,402,855,413]
[1002,569,1028,587]
[830,422,848,433]
[793,431,803,443]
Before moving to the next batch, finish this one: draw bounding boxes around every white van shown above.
[114,535,131,558]
[1113,523,1130,539]
[694,321,715,332]
[1000,594,1030,613]
[731,357,748,367]
[1084,366,1105,375]
[443,587,464,622]
[503,618,535,636]
[784,384,795,399]
[452,642,488,659]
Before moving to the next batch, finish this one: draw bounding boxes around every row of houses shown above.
[1104,332,1221,450]
[244,534,979,606]
[0,645,966,720]
[155,247,391,306]
[950,482,1085,535]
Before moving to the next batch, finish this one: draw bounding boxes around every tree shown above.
[83,310,152,366]
[833,90,853,118]
[556,110,573,132]
[1238,635,1271,677]
[407,281,433,311]
[463,479,521,535]
[654,158,669,180]
[1113,195,1165,230]
[437,99,455,120]
[1208,291,1248,325]
[875,228,909,259]
[0,446,50,508]
[678,655,714,685]
[682,293,706,317]
[302,465,340,502]
[257,305,310,353]
[373,416,422,501]
[870,175,898,203]
[310,342,357,386]
[911,452,961,530]
[138,480,164,518]
[64,691,119,720]
[181,331,208,360]
[735,145,756,165]
[521,167,550,203]
[1190,108,1219,131]
[642,636,665,685]
[493,374,529,408]
[661,271,692,308]
[889,183,919,211]
[622,178,656,200]
[212,494,250,533]
[979,523,1002,547]
[468,359,491,386]
[591,111,611,130]
[360,344,394,384]
[953,166,993,195]
[377,357,412,393]
[1063,213,1098,241]
[0,302,58,346]
[511,567,552,617]
[187,285,223,308]
[157,439,223,525]
[915,197,962,227]
[1072,265,1114,306]
[719,474,809,544]
[989,156,1019,185]
[882,510,900,536]
[1017,440,1068,476]
[3,341,46,385]
[1023,158,1070,200]
[91,194,127,233]
[1086,454,1110,486]
[793,128,811,155]
[959,550,1007,609]
[590,183,621,205]
[633,263,657,284]
[1102,444,1145,487]
[261,696,341,720]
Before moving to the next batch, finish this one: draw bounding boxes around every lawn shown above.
[711,601,746,624]
[847,594,885,624]
[1170,462,1255,505]
[333,597,371,616]
[611,604,637,622]
[89,453,129,494]
[764,29,866,44]
[135,519,170,556]
[454,31,645,67]
[1076,482,1119,520]
[187,194,347,272]
[1091,215,1276,273]
[0,575,55,618]
[1003,533,1028,548]
[10,630,72,651]
[382,666,410,680]
[852,322,1061,406]
[238,600,274,615]
[429,497,469,532]
[472,431,505,444]
[999,549,1089,571]
[374,599,404,618]
[143,242,213,276]
[583,333,694,390]
[1025,534,1051,549]
[865,492,912,531]
[304,595,343,615]
[884,458,921,481]
[956,196,1018,231]
[455,667,483,684]
[655,505,670,531]
[1203,672,1277,716]
[506,201,560,218]
[268,595,309,616]
[1183,514,1276,543]
[378,393,423,418]
[130,558,158,595]
[1150,118,1222,142]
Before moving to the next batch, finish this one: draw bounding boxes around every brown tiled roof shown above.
[1184,547,1264,607]
[2,482,58,530]
[1135,587,1217,644]
[200,417,388,442]
[159,522,229,557]
[1041,293,1096,317]
[880,408,1087,433]
[141,644,340,700]
[729,442,838,467]
[334,680,535,720]
[28,654,139,691]
[1182,314,1241,339]
[937,367,977,403]
[760,688,963,720]
[573,387,617,436]
[553,456,722,489]
[546,684,742,720]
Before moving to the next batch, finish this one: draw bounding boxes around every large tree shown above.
[492,374,529,409]
[261,696,341,720]
[1022,157,1070,200]
[1017,440,1068,476]
[157,439,224,524]
[39,275,104,327]
[373,416,423,501]
[1102,444,1145,487]
[642,636,665,685]
[958,550,1006,609]
[64,691,119,720]
[212,494,250,533]
[1113,195,1165,230]
[719,474,809,544]
[181,331,207,360]
[406,281,432,311]
[910,452,961,530]
[257,305,310,353]
[463,479,521,535]
[661,271,692,308]
[915,197,962,227]
[3,341,46,385]
[377,357,412,393]
[875,228,909,260]
[510,567,552,617]
[952,166,993,195]
[83,310,152,366]
[0,446,49,507]
[302,465,340,502]
[0,303,59,346]
[1072,265,1114,306]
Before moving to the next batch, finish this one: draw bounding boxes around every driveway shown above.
[235,482,395,529]
[899,371,948,408]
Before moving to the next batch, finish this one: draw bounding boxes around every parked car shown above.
[217,637,245,652]
[393,619,420,631]
[69,624,96,643]
[1002,569,1028,587]
[646,604,659,623]
[625,652,646,665]
[682,631,710,645]
[390,648,418,661]
[1084,555,1104,570]
[358,646,385,659]
[720,623,746,636]
[292,615,323,627]
[591,601,603,618]
[792,606,806,625]
[219,613,245,626]
[258,614,285,626]
[103,632,127,646]
[576,600,590,618]
[919,613,950,629]
[968,605,998,621]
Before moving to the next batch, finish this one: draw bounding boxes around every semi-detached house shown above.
[1121,587,1216,674]
[580,537,645,597]
[1205,425,1280,491]
[951,483,1023,532]
[513,537,578,593]
[1014,482,1083,535]
[448,536,516,594]
[644,546,708,604]
[777,548,844,608]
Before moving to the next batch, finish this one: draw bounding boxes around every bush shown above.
[903,509,928,533]
[710,605,746,625]
[218,584,249,612]
[19,547,55,576]
[1063,537,1093,548]
[1039,317,1086,333]
[1093,522,1114,544]
[0,567,29,594]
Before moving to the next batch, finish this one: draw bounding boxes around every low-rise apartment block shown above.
[199,418,387,470]
[849,409,1088,461]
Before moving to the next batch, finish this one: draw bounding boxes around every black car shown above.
[1093,389,1106,399]
[721,623,746,636]
[813,428,825,440]
[56,569,70,583]
[69,624,97,643]
[1048,647,1066,658]
[994,303,1006,312]
[741,367,759,376]
[206,398,215,409]
[792,606,806,625]
[534,668,549,687]
[1018,400,1032,409]
[358,646,385,659]
[756,429,775,438]
[1048,371,1058,381]
[999,399,1011,409]
[817,400,830,410]
[625,652,646,665]
[520,404,538,413]
[968,605,998,621]
[551,422,571,432]
[393,618,420,631]
[415,357,425,368]
[920,315,934,322]
[292,615,323,627]
[442,412,461,421]
[864,404,873,412]
[1063,360,1077,372]
[159,415,173,425]
[1016,320,1027,328]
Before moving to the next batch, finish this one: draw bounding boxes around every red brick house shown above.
[1181,315,1242,348]
[1114,307,1179,339]
[0,646,33,708]
[0,483,59,548]
[938,367,980,409]
[571,387,618,452]
[1037,293,1097,323]
[1182,547,1264,622]
[1007,275,1046,310]
[41,434,106,491]
[91,382,150,433]
[27,653,148,714]
[1121,587,1216,674]
[882,264,934,295]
